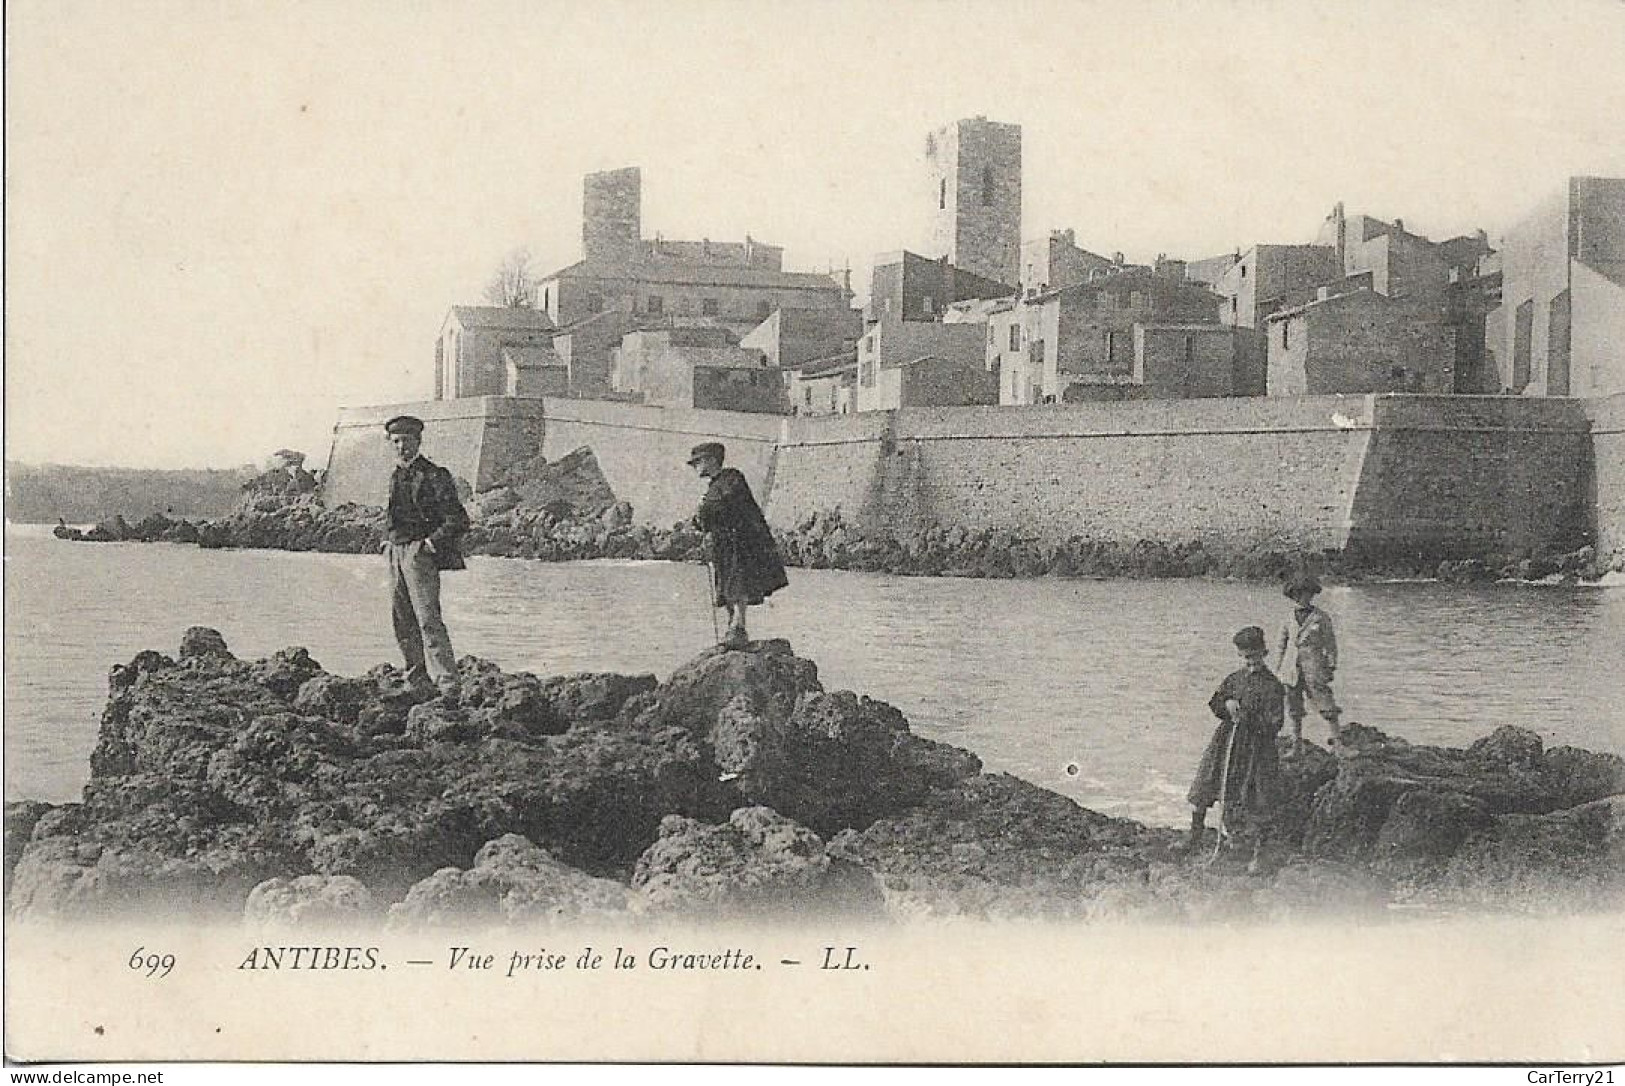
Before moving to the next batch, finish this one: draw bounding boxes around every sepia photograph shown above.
[4,0,1624,1071]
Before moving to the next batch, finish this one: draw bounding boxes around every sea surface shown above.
[6,523,1624,826]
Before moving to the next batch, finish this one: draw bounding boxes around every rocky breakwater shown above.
[7,629,1623,928]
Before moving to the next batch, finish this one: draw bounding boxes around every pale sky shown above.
[6,0,1625,469]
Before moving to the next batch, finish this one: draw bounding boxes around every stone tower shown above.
[925,117,1022,287]
[583,166,642,265]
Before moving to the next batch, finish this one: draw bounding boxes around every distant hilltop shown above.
[4,461,260,524]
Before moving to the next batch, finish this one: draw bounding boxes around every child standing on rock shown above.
[1182,626,1285,874]
[1277,573,1342,753]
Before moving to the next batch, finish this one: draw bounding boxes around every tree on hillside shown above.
[484,247,537,308]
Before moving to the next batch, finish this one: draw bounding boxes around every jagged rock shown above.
[11,629,1624,923]
[715,688,982,837]
[655,639,822,739]
[292,673,378,727]
[4,801,56,898]
[1370,789,1495,880]
[387,834,631,928]
[179,626,233,660]
[249,647,326,700]
[1543,745,1625,810]
[491,446,617,520]
[1302,724,1606,861]
[1434,795,1625,909]
[827,773,1160,920]
[1273,737,1339,849]
[632,808,882,919]
[245,874,376,927]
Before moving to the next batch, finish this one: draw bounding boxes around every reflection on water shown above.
[6,525,1623,825]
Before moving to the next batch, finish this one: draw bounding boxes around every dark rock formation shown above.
[387,834,631,929]
[6,628,1621,925]
[631,807,883,920]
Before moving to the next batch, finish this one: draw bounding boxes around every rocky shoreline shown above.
[6,628,1622,927]
[53,451,1622,587]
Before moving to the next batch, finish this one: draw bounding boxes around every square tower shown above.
[583,166,643,266]
[926,117,1022,288]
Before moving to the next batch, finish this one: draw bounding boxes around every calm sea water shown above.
[6,523,1624,826]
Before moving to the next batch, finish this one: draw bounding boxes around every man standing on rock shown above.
[688,442,788,649]
[383,415,469,704]
[1278,573,1342,752]
[1182,626,1285,873]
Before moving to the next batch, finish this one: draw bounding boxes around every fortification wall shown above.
[539,399,783,528]
[765,412,894,529]
[1588,393,1625,562]
[831,397,1377,548]
[321,393,1599,559]
[324,397,546,507]
[1347,396,1594,559]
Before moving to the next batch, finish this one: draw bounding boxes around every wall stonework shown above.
[324,397,548,507]
[539,399,784,529]
[1588,393,1625,562]
[324,393,1605,562]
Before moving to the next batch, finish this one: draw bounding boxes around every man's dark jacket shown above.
[387,455,470,571]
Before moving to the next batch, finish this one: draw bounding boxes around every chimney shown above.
[1112,251,1125,265]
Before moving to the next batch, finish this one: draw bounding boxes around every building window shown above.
[939,178,947,210]
[702,297,720,316]
[1281,322,1290,349]
[1009,325,1021,352]
[586,292,604,313]
[1032,339,1045,365]
[542,287,550,312]
[1230,297,1238,314]
[647,294,664,315]
[923,295,935,315]
[1185,335,1195,364]
[1240,264,1247,279]
[987,325,995,346]
[982,165,994,206]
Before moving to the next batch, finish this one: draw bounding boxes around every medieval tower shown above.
[925,116,1022,288]
[582,166,643,265]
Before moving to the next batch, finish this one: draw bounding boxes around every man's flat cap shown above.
[1233,626,1267,653]
[687,442,725,465]
[384,415,425,435]
[1284,573,1323,599]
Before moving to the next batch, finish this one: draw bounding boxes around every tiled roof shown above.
[449,305,557,332]
[541,259,842,293]
[789,351,859,376]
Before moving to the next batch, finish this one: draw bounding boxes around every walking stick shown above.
[1207,713,1242,866]
[704,555,721,646]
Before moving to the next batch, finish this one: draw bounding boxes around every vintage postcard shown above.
[5,0,1624,1071]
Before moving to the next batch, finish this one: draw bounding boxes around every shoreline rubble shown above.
[47,453,1624,588]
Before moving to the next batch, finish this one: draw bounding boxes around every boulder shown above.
[714,688,982,837]
[1302,724,1595,861]
[244,874,376,927]
[1370,788,1495,880]
[631,808,882,919]
[827,773,1159,920]
[179,626,233,660]
[1435,794,1625,910]
[387,834,631,928]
